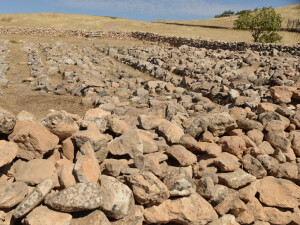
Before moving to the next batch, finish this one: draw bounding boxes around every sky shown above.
[0,0,299,22]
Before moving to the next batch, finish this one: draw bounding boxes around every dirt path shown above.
[0,41,91,120]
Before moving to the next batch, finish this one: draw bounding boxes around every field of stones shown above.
[0,31,299,225]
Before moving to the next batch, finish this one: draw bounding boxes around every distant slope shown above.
[0,5,299,45]
[167,4,300,29]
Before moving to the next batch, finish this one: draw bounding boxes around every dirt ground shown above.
[0,34,155,120]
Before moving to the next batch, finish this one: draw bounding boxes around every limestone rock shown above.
[9,122,59,160]
[45,182,102,212]
[218,168,256,189]
[0,182,28,208]
[157,120,184,144]
[166,145,197,166]
[99,175,134,219]
[0,140,18,167]
[144,193,218,225]
[23,205,72,225]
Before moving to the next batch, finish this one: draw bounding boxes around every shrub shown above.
[234,7,282,43]
[215,10,235,18]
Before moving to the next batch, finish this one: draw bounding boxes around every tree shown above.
[235,9,252,15]
[233,7,282,43]
[215,10,235,18]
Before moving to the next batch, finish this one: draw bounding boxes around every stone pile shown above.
[0,40,10,95]
[0,26,299,55]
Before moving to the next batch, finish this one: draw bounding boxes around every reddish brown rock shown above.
[0,107,16,135]
[166,145,197,166]
[270,86,294,103]
[9,122,59,160]
[0,140,18,167]
[218,136,246,158]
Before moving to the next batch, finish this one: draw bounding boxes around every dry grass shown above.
[168,4,300,28]
[0,5,299,44]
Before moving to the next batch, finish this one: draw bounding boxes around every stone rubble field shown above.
[0,37,299,225]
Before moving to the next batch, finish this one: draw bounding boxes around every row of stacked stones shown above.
[0,40,10,95]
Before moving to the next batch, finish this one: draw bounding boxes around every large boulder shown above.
[9,122,59,160]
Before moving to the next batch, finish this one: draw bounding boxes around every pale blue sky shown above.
[1,0,299,21]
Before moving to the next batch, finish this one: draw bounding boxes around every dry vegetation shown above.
[0,5,299,44]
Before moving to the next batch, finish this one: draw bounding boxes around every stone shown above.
[134,154,167,178]
[290,111,300,129]
[139,132,158,154]
[45,182,102,212]
[125,171,169,206]
[137,115,164,130]
[108,129,143,158]
[196,177,215,199]
[208,214,239,225]
[257,154,279,176]
[264,207,293,225]
[111,205,144,225]
[9,122,59,160]
[99,175,134,219]
[270,86,294,103]
[107,117,130,135]
[70,210,110,225]
[247,129,264,146]
[83,108,110,132]
[291,131,300,156]
[259,111,290,131]
[166,145,197,166]
[0,182,28,208]
[0,140,18,167]
[265,131,291,152]
[207,113,237,136]
[61,138,75,161]
[0,107,16,135]
[229,107,247,120]
[163,166,195,197]
[23,205,72,225]
[204,143,222,157]
[13,178,55,219]
[57,161,76,188]
[144,193,218,225]
[256,176,300,208]
[218,168,256,189]
[179,135,202,151]
[74,155,100,183]
[218,136,246,158]
[242,154,267,178]
[277,162,298,180]
[157,120,184,144]
[101,159,128,177]
[213,152,241,172]
[41,110,79,141]
[258,141,275,155]
[16,110,36,122]
[237,119,263,131]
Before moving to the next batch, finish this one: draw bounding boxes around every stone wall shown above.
[0,26,299,55]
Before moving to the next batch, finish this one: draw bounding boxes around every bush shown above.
[215,10,235,18]
[235,10,252,15]
[234,7,282,43]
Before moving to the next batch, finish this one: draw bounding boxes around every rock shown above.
[83,108,110,132]
[15,159,57,185]
[108,129,143,158]
[137,115,164,130]
[256,154,279,176]
[196,177,215,199]
[237,119,263,131]
[74,155,100,183]
[218,136,246,158]
[256,176,300,208]
[270,86,294,103]
[57,161,76,188]
[139,132,158,154]
[207,113,237,136]
[0,107,16,135]
[218,168,256,189]
[166,145,197,166]
[134,154,167,178]
[247,129,264,146]
[107,117,130,135]
[16,110,36,122]
[61,138,75,161]
[163,166,195,197]
[45,182,102,212]
[0,182,28,208]
[0,140,18,167]
[277,162,298,180]
[70,210,111,225]
[23,205,72,225]
[265,131,291,152]
[13,178,55,219]
[208,214,239,225]
[9,122,59,160]
[213,152,241,172]
[259,112,290,132]
[291,131,300,156]
[144,193,218,225]
[111,205,144,225]
[242,154,267,178]
[290,111,300,129]
[101,159,128,177]
[179,134,202,151]
[258,141,275,155]
[204,143,222,157]
[264,207,293,225]
[229,107,247,120]
[41,110,79,141]
[125,171,169,206]
[99,175,134,219]
[157,120,184,144]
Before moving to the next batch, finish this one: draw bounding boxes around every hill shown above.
[0,4,299,44]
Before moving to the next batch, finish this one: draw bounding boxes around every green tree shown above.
[215,10,235,18]
[234,7,283,43]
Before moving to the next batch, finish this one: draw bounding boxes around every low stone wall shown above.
[0,26,299,55]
